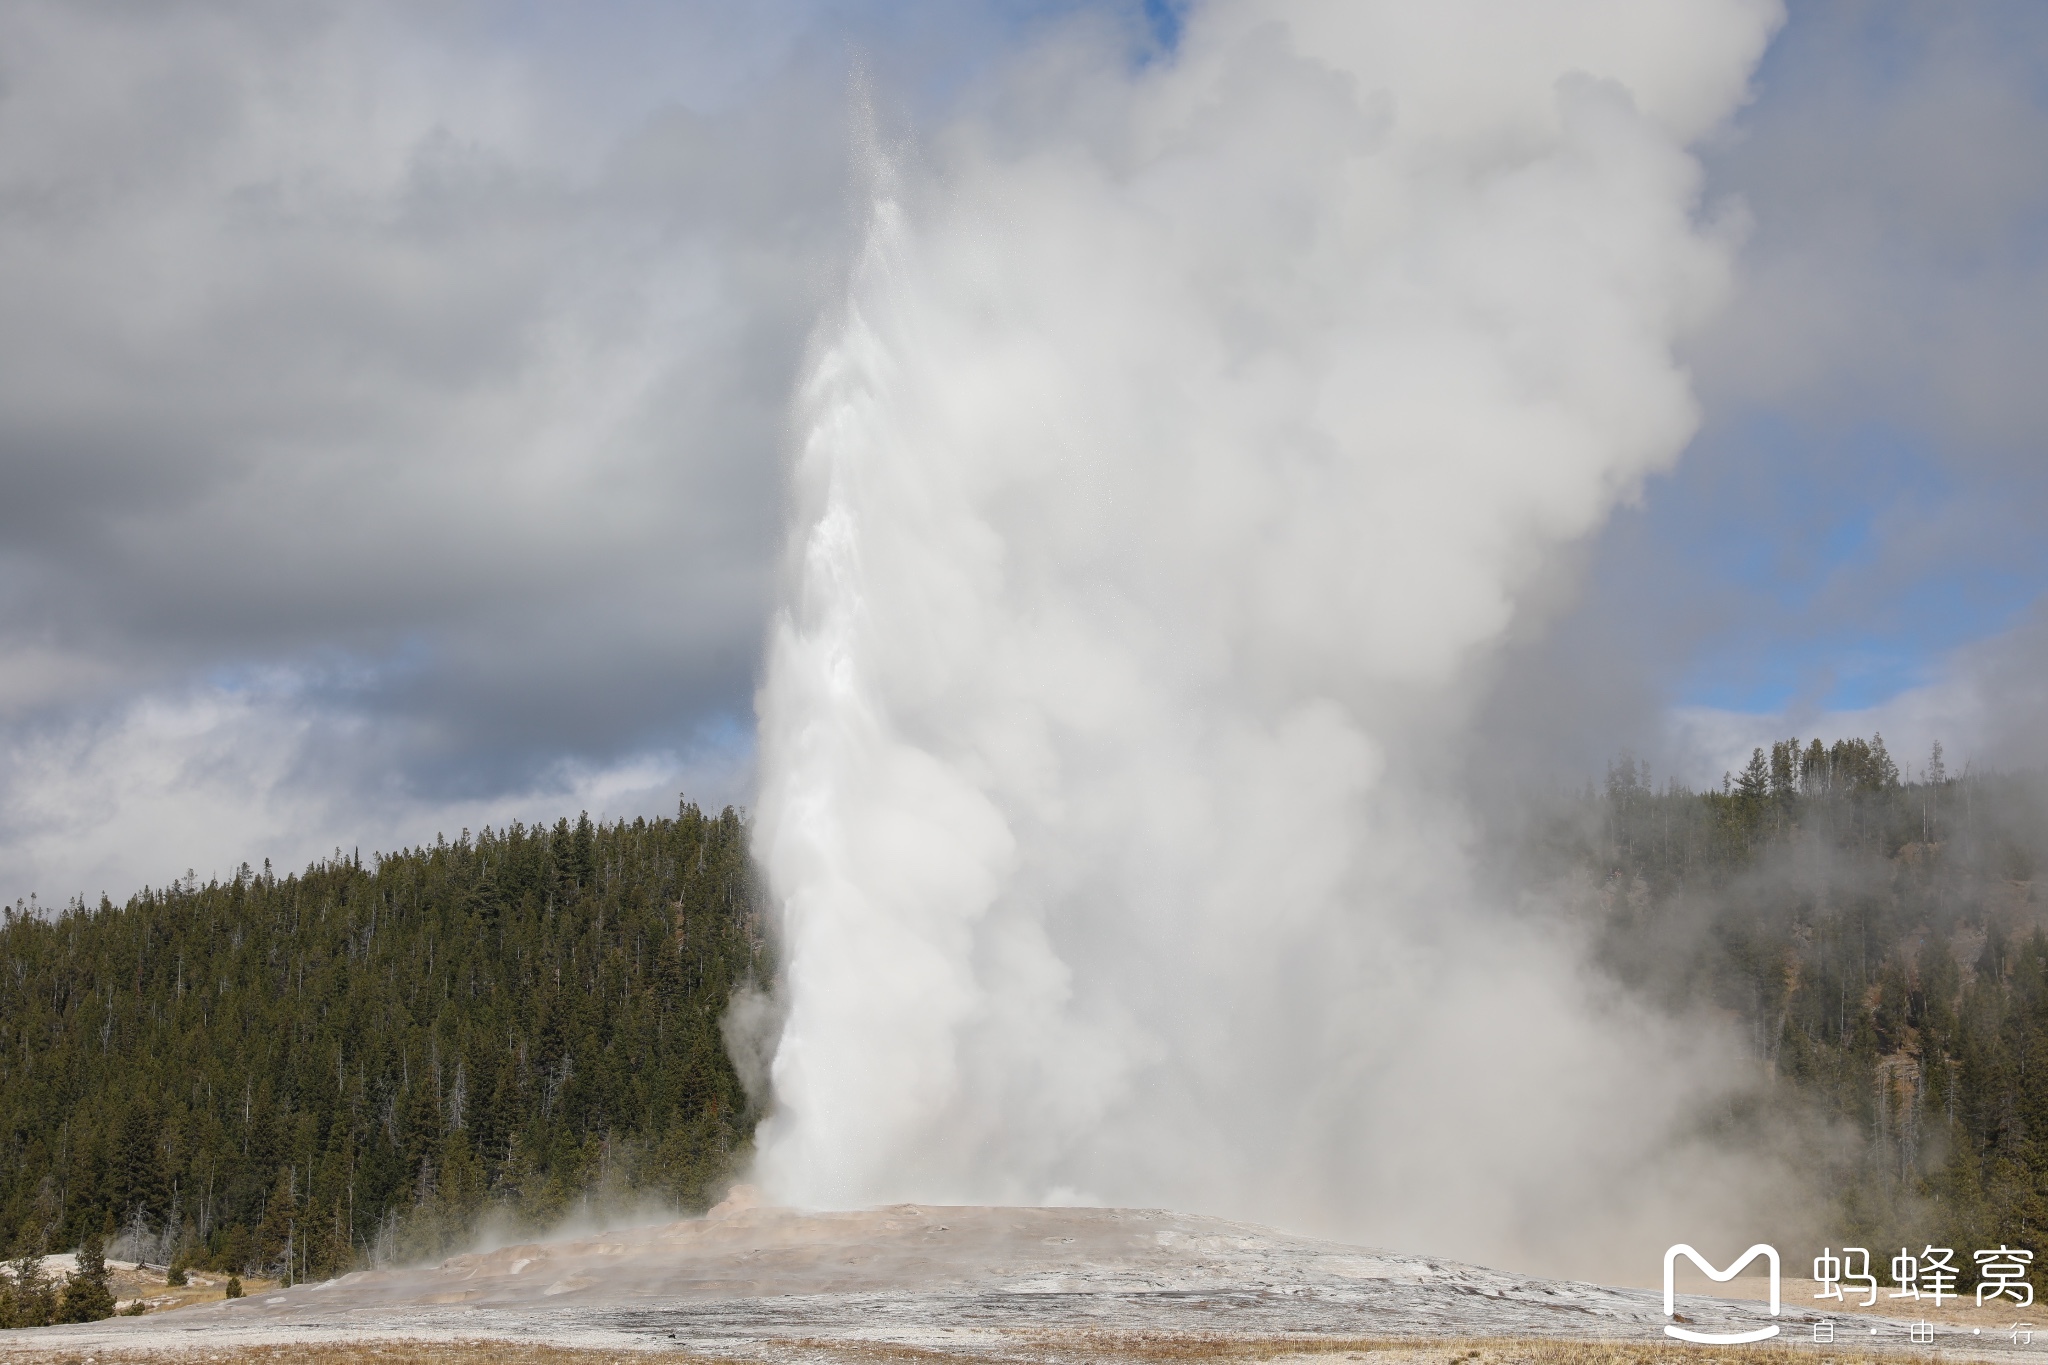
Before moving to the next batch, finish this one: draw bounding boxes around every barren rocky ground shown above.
[0,1205,2035,1362]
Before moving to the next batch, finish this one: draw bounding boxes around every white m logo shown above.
[1663,1243,1781,1344]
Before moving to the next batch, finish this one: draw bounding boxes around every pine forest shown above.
[0,803,764,1308]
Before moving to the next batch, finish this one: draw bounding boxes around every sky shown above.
[2,0,2046,902]
[1475,1,2048,791]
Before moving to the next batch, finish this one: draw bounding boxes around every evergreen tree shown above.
[1735,747,1771,801]
[0,1245,54,1328]
[55,1226,114,1323]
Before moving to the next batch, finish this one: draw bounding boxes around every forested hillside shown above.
[0,803,764,1284]
[1526,736,2048,1288]
[5,740,2044,1295]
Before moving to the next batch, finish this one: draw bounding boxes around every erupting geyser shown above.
[750,0,1788,1275]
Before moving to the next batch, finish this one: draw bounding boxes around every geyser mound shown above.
[5,1204,1811,1356]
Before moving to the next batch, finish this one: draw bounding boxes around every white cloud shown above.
[1666,608,2048,788]
[0,669,753,905]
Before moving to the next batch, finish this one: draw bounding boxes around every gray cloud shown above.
[1694,3,2048,449]
[0,0,862,896]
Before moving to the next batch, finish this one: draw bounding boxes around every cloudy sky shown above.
[3,0,2045,903]
[1505,2,2048,785]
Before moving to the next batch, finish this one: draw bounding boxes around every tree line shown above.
[0,802,765,1294]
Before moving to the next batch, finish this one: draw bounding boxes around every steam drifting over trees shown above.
[1532,739,2048,1294]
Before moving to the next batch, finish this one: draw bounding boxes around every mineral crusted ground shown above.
[0,1205,2033,1360]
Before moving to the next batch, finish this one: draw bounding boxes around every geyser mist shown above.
[750,0,1795,1276]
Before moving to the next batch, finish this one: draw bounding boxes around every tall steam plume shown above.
[752,0,1788,1274]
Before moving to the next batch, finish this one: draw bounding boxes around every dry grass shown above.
[105,1264,281,1315]
[0,1336,1990,1365]
[0,1342,691,1365]
[781,1336,1957,1365]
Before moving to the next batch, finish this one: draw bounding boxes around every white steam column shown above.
[751,0,1785,1271]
